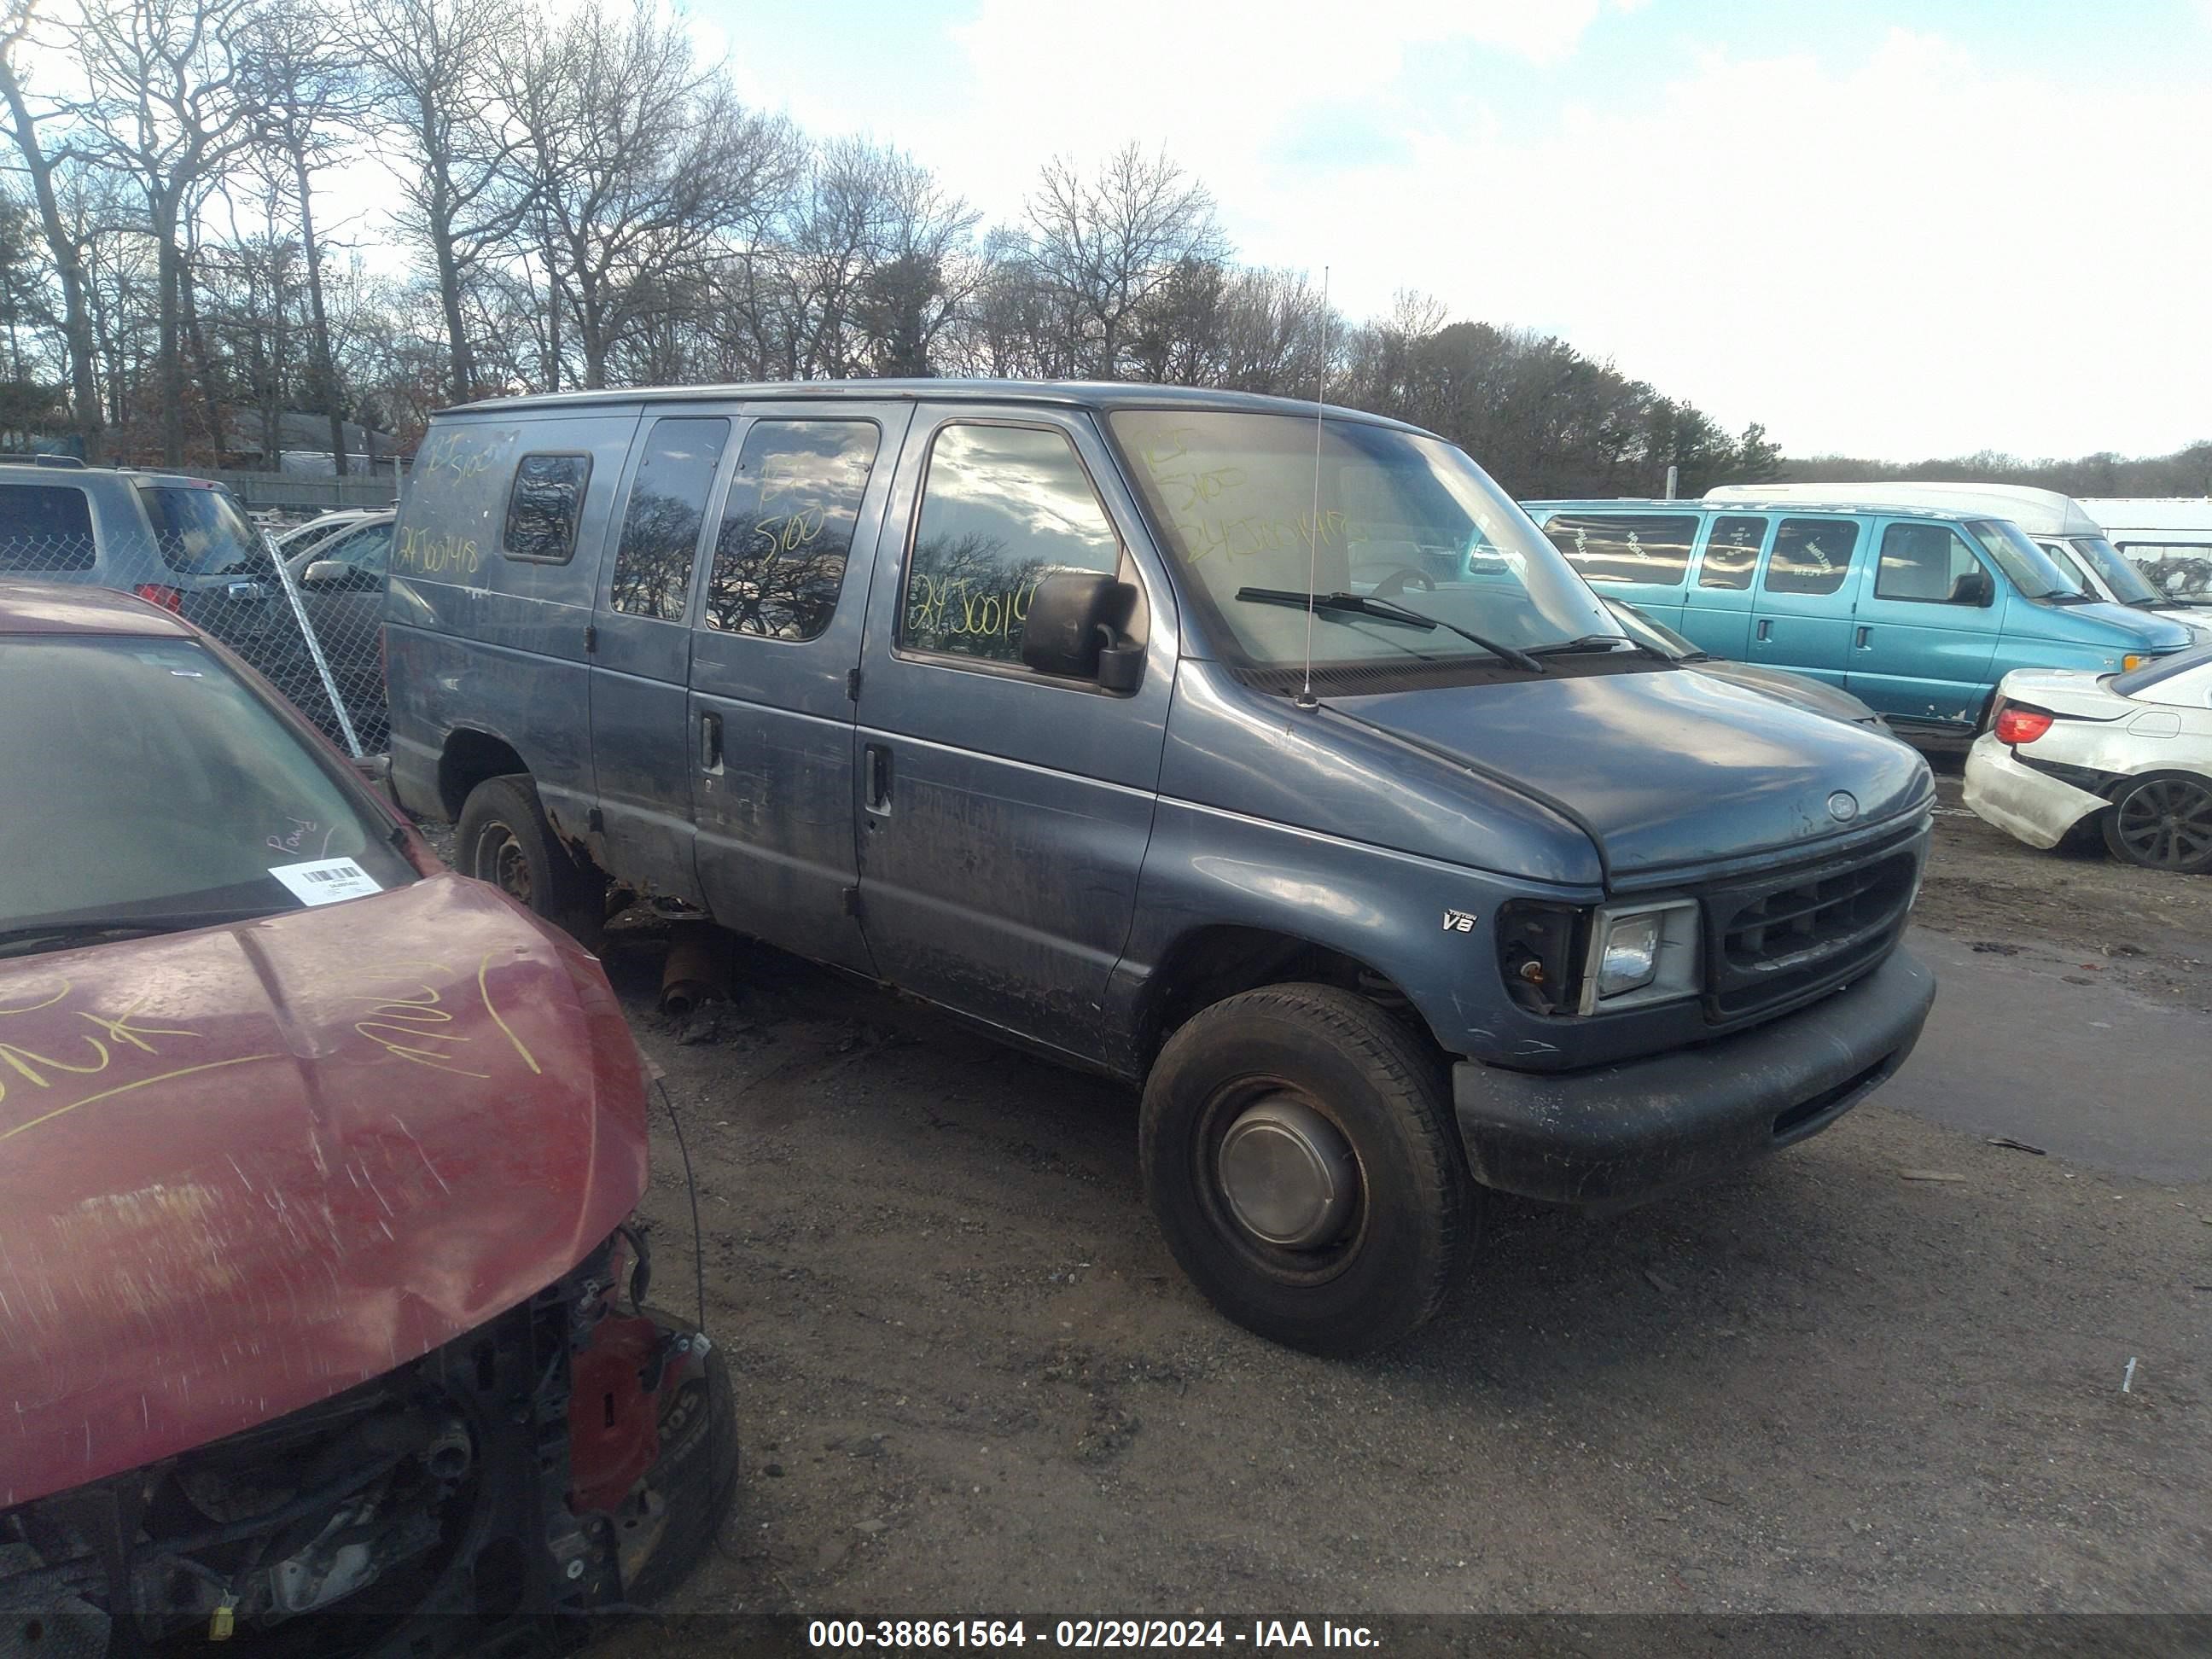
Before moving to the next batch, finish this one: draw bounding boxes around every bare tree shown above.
[69,0,259,463]
[360,0,529,402]
[1022,143,1226,380]
[0,0,103,457]
[504,0,793,389]
[239,0,372,469]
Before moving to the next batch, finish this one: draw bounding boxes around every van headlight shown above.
[1579,899,1701,1014]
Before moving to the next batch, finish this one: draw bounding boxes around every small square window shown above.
[502,454,592,564]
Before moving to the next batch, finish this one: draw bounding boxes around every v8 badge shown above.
[1441,909,1478,933]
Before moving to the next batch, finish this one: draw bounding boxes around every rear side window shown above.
[504,454,591,563]
[1876,523,1982,602]
[139,485,263,577]
[1698,515,1767,590]
[901,423,1121,664]
[1761,517,1860,596]
[704,421,880,642]
[1541,514,1695,585]
[609,417,729,621]
[0,483,95,571]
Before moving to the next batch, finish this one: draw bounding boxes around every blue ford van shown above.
[1523,498,2192,745]
[385,382,1938,1353]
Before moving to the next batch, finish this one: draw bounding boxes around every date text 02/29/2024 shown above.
[805,1621,1379,1650]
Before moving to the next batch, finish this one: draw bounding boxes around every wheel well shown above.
[439,728,527,821]
[1141,926,1434,1062]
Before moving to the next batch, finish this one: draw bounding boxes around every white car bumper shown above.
[1962,733,2108,849]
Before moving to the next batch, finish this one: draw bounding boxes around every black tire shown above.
[454,773,604,940]
[2101,771,2212,873]
[1139,983,1476,1355]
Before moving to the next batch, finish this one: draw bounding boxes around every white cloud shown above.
[900,11,2212,458]
[905,0,1611,230]
[1217,29,2212,458]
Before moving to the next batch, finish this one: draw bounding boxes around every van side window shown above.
[503,454,591,563]
[1761,517,1860,596]
[901,424,1121,664]
[0,484,95,570]
[1698,515,1767,591]
[1876,523,1982,602]
[609,417,730,622]
[703,421,879,642]
[1540,514,1695,585]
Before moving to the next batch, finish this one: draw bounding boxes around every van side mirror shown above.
[1949,568,1994,607]
[1021,571,1142,690]
[302,558,349,588]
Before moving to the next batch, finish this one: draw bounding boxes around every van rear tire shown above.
[1139,983,1476,1355]
[455,774,604,944]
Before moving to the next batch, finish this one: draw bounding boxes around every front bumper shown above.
[1962,733,2106,850]
[1452,946,1935,1208]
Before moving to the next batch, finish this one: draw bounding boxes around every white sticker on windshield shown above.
[268,858,382,906]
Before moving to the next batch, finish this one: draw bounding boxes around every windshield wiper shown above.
[1236,588,1545,673]
[1524,633,1669,661]
[0,908,282,960]
[2041,591,2098,605]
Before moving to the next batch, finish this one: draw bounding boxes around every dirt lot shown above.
[548,768,2211,1630]
[1916,768,2212,1015]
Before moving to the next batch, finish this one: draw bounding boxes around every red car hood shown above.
[0,874,649,1506]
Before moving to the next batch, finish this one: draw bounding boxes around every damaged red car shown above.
[0,582,736,1652]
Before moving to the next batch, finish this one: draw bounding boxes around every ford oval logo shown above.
[1827,790,1860,824]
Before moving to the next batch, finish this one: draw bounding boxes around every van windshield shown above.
[2066,535,2163,605]
[1109,410,1618,669]
[1965,519,2088,601]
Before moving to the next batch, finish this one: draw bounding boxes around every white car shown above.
[1964,646,2212,872]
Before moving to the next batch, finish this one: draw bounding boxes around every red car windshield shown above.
[0,635,413,949]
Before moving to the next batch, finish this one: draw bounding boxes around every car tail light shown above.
[132,583,183,614]
[1994,704,2053,746]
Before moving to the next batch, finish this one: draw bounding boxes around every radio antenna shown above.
[1295,265,1332,712]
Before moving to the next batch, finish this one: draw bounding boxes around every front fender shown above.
[1109,799,1599,1070]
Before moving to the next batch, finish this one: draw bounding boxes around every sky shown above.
[686,0,2212,463]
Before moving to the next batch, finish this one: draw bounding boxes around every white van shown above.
[1706,481,2212,640]
[2077,498,2212,600]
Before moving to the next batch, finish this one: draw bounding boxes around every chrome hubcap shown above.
[1216,1095,1358,1249]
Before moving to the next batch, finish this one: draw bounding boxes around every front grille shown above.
[1702,845,1919,1022]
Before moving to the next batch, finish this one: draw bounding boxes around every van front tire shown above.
[456,774,604,943]
[1139,983,1476,1355]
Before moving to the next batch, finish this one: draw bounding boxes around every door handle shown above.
[1755,619,1773,642]
[863,743,892,816]
[1854,626,1871,650]
[698,711,723,773]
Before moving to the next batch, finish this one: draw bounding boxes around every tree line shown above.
[1782,444,2212,500]
[1,0,1782,498]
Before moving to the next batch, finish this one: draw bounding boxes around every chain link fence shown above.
[0,486,393,757]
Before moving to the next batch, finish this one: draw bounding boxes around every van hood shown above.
[2046,598,2195,651]
[1327,665,1931,879]
[0,873,649,1506]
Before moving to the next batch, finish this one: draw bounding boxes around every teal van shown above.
[1523,498,2193,744]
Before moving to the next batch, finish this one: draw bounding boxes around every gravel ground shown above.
[523,768,2212,1633]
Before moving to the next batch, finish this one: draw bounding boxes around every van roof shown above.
[1700,480,2102,535]
[1525,497,1989,526]
[444,377,1429,434]
[2075,498,2212,532]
